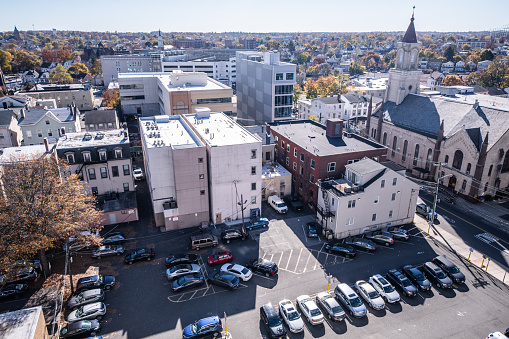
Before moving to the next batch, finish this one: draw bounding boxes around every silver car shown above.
[368,274,400,303]
[278,299,304,333]
[334,283,367,318]
[316,291,345,321]
[67,289,105,309]
[67,302,106,323]
[91,245,125,259]
[354,280,385,310]
[166,264,201,281]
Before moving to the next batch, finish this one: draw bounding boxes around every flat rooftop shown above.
[262,162,291,179]
[270,120,385,156]
[139,115,202,149]
[118,72,231,92]
[57,129,129,149]
[184,111,259,147]
[0,144,55,163]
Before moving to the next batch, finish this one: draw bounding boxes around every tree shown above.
[304,80,320,99]
[266,40,280,50]
[90,59,102,76]
[0,153,103,276]
[0,50,13,73]
[41,49,59,62]
[443,45,456,62]
[11,50,42,72]
[442,75,463,86]
[293,84,302,107]
[480,49,494,61]
[49,65,73,84]
[462,44,472,51]
[296,52,311,64]
[103,88,120,110]
[68,62,89,75]
[452,55,463,64]
[348,61,365,75]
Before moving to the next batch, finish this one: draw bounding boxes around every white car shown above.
[278,299,304,333]
[166,264,201,281]
[368,274,400,303]
[67,302,106,323]
[220,263,252,281]
[315,292,345,321]
[133,168,144,180]
[296,295,324,325]
[354,280,385,310]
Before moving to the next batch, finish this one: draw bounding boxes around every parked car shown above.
[402,265,431,291]
[432,255,466,284]
[246,217,269,230]
[416,202,437,220]
[268,195,288,214]
[386,269,418,297]
[315,292,345,321]
[334,283,367,318]
[364,231,394,246]
[422,262,453,288]
[354,280,385,310]
[207,272,240,290]
[324,242,356,258]
[368,274,400,303]
[260,302,286,338]
[91,245,124,259]
[165,254,199,268]
[171,274,204,292]
[0,283,28,300]
[124,248,155,264]
[220,263,252,281]
[76,275,115,292]
[343,238,376,252]
[221,229,243,243]
[190,234,218,251]
[278,299,305,333]
[246,258,278,277]
[285,196,304,211]
[182,315,222,339]
[306,222,319,238]
[133,168,145,180]
[296,295,324,325]
[207,250,233,266]
[166,264,201,281]
[101,232,126,245]
[60,320,100,338]
[67,302,106,323]
[386,227,409,241]
[68,289,105,309]
[63,231,100,252]
[0,266,37,285]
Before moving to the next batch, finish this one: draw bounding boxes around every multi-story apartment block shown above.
[341,92,383,129]
[119,71,234,117]
[161,57,236,87]
[239,38,259,50]
[85,109,120,131]
[236,51,297,125]
[298,96,345,123]
[139,115,209,230]
[20,84,94,111]
[174,39,206,49]
[101,55,154,86]
[55,129,138,225]
[456,39,490,50]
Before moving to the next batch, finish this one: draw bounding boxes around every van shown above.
[416,203,437,220]
[191,234,218,251]
[432,255,465,284]
[268,195,288,214]
[334,283,367,318]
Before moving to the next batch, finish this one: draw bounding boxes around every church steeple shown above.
[402,7,417,43]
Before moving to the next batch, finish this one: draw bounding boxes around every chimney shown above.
[473,99,479,109]
[43,138,49,152]
[325,119,343,138]
[20,108,25,119]
[337,94,341,102]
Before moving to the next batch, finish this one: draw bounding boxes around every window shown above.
[391,136,397,157]
[383,132,387,146]
[425,148,433,170]
[48,129,53,137]
[115,149,122,158]
[348,200,356,208]
[286,157,289,165]
[91,187,98,195]
[372,214,377,221]
[45,120,50,125]
[503,152,509,173]
[123,183,129,192]
[461,180,467,190]
[251,196,256,204]
[310,174,314,183]
[413,144,420,166]
[392,178,397,186]
[294,149,297,157]
[488,165,493,176]
[265,152,271,161]
[123,164,130,175]
[311,159,315,169]
[37,130,43,137]
[276,73,283,80]
[112,166,119,177]
[83,152,91,162]
[27,130,32,138]
[293,162,297,170]
[402,140,408,162]
[100,167,108,178]
[309,189,313,198]
[199,174,204,179]
[381,180,385,188]
[327,162,336,172]
[466,163,472,174]
[444,155,449,165]
[286,144,290,152]
[452,150,464,170]
[251,150,257,159]
[99,150,107,161]
[389,210,393,218]
[251,166,256,175]
[391,193,396,201]
[66,153,75,164]
[346,217,354,226]
[200,190,206,195]
[198,157,203,163]
[299,167,304,175]
[374,196,379,204]
[281,140,285,148]
[251,183,256,190]
[300,153,304,162]
[331,198,335,206]
[88,168,96,180]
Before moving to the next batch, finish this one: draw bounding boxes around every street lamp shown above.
[428,162,452,234]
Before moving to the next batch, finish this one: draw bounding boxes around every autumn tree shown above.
[11,50,42,72]
[68,62,89,75]
[50,64,73,84]
[293,84,302,107]
[480,49,494,61]
[90,59,102,76]
[41,49,59,62]
[348,61,365,75]
[462,44,471,51]
[103,88,120,110]
[296,52,311,64]
[0,153,103,276]
[0,50,13,73]
[442,75,463,86]
[57,48,75,63]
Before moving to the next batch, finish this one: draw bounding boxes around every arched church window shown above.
[488,165,493,176]
[452,150,463,170]
[425,148,433,170]
[466,163,471,174]
[444,155,449,165]
[413,144,419,166]
[502,152,509,173]
[383,132,387,146]
[391,136,397,157]
[402,140,408,162]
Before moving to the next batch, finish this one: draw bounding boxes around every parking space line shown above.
[302,251,312,273]
[294,248,303,272]
[276,252,283,267]
[269,254,274,262]
[357,250,375,256]
[379,245,395,250]
[320,243,326,252]
[253,272,275,281]
[302,225,308,243]
[285,249,293,270]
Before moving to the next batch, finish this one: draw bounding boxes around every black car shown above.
[432,256,465,284]
[60,320,100,338]
[386,269,418,297]
[422,262,453,288]
[260,302,286,338]
[207,272,240,290]
[0,266,37,285]
[0,283,28,300]
[306,222,319,238]
[344,238,376,252]
[363,231,394,246]
[101,232,126,245]
[324,242,356,258]
[221,229,244,243]
[171,273,204,292]
[124,248,155,264]
[165,254,199,268]
[285,196,304,211]
[246,258,278,277]
[76,275,116,292]
[402,265,431,291]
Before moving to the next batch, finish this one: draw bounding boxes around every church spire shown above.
[402,7,417,43]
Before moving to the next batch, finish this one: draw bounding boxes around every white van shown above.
[268,195,288,214]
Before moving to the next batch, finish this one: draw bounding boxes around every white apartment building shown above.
[236,51,297,125]
[161,57,236,87]
[341,92,382,129]
[102,55,154,86]
[139,115,209,230]
[297,96,346,123]
[119,71,234,117]
[183,109,262,224]
[317,158,419,239]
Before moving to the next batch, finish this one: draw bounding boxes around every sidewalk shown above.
[454,197,509,233]
[413,216,509,287]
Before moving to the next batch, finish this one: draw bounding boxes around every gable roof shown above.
[0,109,16,126]
[18,107,76,126]
[84,109,118,125]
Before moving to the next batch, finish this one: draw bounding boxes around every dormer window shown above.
[82,152,91,162]
[98,149,107,161]
[66,153,75,164]
[115,149,122,159]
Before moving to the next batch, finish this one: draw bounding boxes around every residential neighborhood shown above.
[0,4,509,339]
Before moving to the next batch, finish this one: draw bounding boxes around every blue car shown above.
[182,316,222,339]
[245,218,269,230]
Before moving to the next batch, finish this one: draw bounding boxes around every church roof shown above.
[402,17,417,43]
[373,94,509,151]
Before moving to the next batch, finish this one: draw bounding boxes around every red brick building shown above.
[268,119,387,210]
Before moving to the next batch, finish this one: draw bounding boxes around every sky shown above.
[2,0,508,33]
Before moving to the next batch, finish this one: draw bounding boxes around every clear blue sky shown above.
[2,0,508,33]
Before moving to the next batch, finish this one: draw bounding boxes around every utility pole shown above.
[428,162,451,234]
[66,245,74,294]
[239,194,247,240]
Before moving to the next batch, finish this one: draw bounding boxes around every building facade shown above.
[297,96,345,123]
[20,85,94,111]
[0,109,22,148]
[261,162,292,201]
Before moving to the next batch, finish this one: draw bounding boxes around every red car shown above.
[207,250,233,266]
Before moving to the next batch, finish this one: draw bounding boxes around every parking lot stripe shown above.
[302,251,312,273]
[285,249,293,270]
[269,253,274,263]
[294,248,303,272]
[302,225,308,243]
[276,252,283,267]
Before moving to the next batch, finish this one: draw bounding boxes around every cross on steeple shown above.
[412,6,415,20]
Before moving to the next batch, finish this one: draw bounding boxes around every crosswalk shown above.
[475,233,499,244]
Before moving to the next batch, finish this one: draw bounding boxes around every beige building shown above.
[0,306,49,339]
[261,162,292,201]
[20,84,94,111]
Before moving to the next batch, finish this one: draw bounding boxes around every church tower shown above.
[157,29,163,49]
[385,11,422,105]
